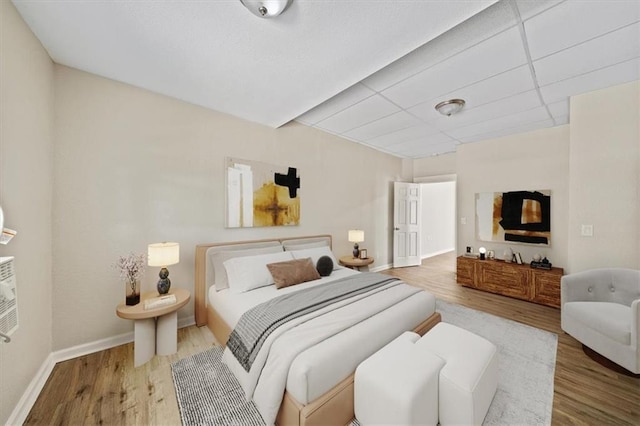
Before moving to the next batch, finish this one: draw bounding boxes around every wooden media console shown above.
[456,256,563,308]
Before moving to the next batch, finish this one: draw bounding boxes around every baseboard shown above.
[52,331,133,363]
[371,263,391,272]
[178,315,195,329]
[7,314,196,425]
[53,315,195,363]
[5,352,56,426]
[421,248,455,260]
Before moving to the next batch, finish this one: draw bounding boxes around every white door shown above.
[393,182,422,267]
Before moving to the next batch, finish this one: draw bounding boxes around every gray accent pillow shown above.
[316,256,334,277]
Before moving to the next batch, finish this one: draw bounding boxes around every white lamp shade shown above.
[348,230,364,243]
[148,242,180,267]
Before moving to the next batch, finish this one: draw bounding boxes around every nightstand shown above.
[116,288,190,367]
[339,255,374,271]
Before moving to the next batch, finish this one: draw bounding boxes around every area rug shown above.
[435,299,557,425]
[171,346,265,425]
[171,299,557,425]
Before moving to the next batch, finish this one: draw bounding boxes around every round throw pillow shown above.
[316,255,333,277]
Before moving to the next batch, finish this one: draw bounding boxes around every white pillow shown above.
[289,246,341,270]
[223,251,293,293]
[209,244,283,291]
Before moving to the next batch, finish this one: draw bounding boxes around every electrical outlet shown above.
[581,224,594,237]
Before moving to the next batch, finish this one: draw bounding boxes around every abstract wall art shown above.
[476,190,551,246]
[226,157,300,228]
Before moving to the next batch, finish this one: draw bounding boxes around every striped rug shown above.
[171,346,264,426]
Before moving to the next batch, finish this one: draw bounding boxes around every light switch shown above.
[460,217,467,225]
[581,224,593,237]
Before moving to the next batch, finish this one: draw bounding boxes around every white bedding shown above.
[208,270,436,425]
[208,267,359,328]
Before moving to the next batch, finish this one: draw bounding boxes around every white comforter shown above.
[222,279,423,425]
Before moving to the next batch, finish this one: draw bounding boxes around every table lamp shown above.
[479,246,486,260]
[148,242,180,295]
[348,229,364,258]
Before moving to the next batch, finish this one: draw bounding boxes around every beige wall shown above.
[52,66,404,350]
[455,125,571,269]
[568,81,640,272]
[0,1,54,423]
[413,152,456,178]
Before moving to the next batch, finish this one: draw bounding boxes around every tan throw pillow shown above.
[267,258,321,289]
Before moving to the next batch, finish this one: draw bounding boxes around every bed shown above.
[194,235,441,426]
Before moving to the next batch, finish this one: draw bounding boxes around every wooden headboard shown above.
[194,234,332,326]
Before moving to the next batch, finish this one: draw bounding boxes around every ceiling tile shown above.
[409,65,536,123]
[546,99,569,119]
[533,23,640,86]
[390,139,458,158]
[514,0,564,21]
[381,26,527,108]
[525,0,640,60]
[314,95,400,134]
[366,123,441,148]
[540,58,640,104]
[447,106,550,140]
[342,111,422,141]
[389,134,454,152]
[458,118,555,143]
[363,0,518,92]
[295,83,375,125]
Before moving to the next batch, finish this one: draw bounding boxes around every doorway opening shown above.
[419,180,456,260]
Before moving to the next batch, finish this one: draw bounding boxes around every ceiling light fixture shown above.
[435,99,465,116]
[240,0,293,18]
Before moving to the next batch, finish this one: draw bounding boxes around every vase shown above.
[125,279,140,306]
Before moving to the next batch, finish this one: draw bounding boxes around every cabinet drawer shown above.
[532,270,562,307]
[478,262,532,300]
[456,257,475,286]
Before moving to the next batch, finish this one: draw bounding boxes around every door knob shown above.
[394,227,400,231]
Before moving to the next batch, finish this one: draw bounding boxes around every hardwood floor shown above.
[26,252,639,425]
[25,325,216,425]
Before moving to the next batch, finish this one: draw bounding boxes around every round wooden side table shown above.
[116,287,190,366]
[339,255,375,271]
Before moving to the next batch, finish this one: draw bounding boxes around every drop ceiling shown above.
[12,0,640,159]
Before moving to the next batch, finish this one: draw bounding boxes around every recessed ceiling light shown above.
[435,99,465,116]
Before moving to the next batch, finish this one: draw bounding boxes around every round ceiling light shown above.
[435,99,466,116]
[240,0,293,18]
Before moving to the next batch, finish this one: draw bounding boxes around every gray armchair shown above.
[561,268,640,374]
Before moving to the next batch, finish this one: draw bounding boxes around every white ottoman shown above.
[416,322,498,425]
[355,331,445,426]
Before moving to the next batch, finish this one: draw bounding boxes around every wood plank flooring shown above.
[26,252,639,425]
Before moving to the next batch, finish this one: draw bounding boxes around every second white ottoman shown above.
[354,331,445,425]
[416,322,498,425]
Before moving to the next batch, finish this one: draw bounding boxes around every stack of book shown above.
[530,260,552,270]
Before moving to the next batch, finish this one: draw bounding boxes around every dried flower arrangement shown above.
[115,252,146,305]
